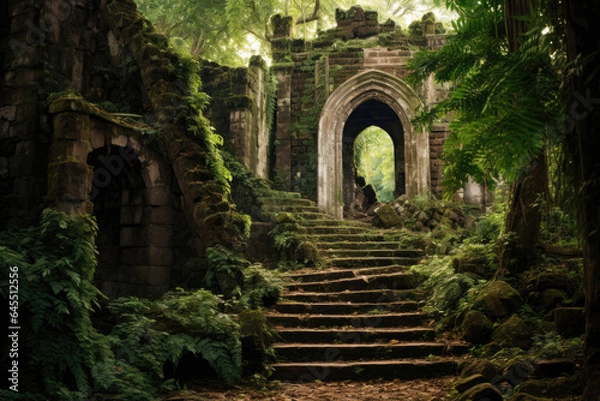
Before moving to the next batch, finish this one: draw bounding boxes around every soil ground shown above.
[162,377,455,400]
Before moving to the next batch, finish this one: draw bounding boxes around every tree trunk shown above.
[500,0,547,275]
[500,154,547,274]
[563,1,600,397]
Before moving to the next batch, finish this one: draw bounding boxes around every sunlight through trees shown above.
[353,126,395,202]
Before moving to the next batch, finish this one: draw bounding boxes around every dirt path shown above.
[163,377,455,401]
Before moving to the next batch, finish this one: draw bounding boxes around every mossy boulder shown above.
[374,204,403,228]
[457,383,502,401]
[491,315,534,349]
[516,379,549,397]
[461,359,500,381]
[473,280,524,319]
[461,310,494,344]
[455,374,489,393]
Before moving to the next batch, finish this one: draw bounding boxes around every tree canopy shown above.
[135,0,449,65]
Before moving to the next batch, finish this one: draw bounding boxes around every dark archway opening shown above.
[342,99,405,210]
[87,145,147,298]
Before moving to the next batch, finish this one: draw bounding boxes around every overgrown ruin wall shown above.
[268,6,451,216]
[0,0,248,298]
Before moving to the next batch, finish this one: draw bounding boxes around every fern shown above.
[409,0,564,196]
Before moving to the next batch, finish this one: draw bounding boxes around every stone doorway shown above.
[344,100,405,209]
[318,69,430,219]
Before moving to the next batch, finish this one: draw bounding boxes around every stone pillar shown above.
[47,97,94,215]
[274,66,293,189]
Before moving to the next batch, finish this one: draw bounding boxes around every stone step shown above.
[299,233,388,242]
[273,342,468,362]
[273,301,420,315]
[270,359,460,381]
[297,217,373,230]
[317,241,409,250]
[266,312,429,328]
[328,256,419,268]
[322,248,424,258]
[285,272,416,292]
[287,266,409,283]
[262,205,323,214]
[274,327,435,343]
[282,289,427,303]
[257,194,305,204]
[303,226,373,235]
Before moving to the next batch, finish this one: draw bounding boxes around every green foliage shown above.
[408,0,564,196]
[354,126,396,202]
[205,245,282,309]
[107,290,243,389]
[0,209,113,400]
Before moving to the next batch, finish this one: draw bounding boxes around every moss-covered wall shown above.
[199,56,271,179]
[1,0,249,298]
[270,6,450,201]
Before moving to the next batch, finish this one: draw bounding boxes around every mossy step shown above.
[285,272,416,292]
[303,226,376,235]
[316,241,409,250]
[297,219,372,227]
[298,233,388,242]
[258,197,315,206]
[262,205,323,213]
[274,327,435,343]
[273,301,420,315]
[273,342,468,362]
[282,289,426,303]
[328,256,420,268]
[322,249,424,258]
[265,312,428,328]
[270,359,460,381]
[287,265,409,283]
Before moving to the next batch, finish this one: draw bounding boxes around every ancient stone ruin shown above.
[1,1,460,298]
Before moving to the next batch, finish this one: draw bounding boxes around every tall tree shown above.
[562,1,600,396]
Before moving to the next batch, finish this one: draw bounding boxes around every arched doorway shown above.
[344,100,405,209]
[318,69,430,219]
[353,126,396,204]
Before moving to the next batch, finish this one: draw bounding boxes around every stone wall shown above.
[0,0,247,298]
[270,6,450,215]
[200,56,271,179]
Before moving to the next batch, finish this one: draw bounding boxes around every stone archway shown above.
[317,69,430,218]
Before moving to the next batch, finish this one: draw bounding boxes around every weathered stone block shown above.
[120,205,144,225]
[147,206,175,225]
[53,111,90,140]
[129,265,169,286]
[146,185,170,206]
[147,225,173,248]
[47,159,92,202]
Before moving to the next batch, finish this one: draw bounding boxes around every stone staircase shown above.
[260,193,469,382]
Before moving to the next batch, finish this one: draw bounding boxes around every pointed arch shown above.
[317,69,430,218]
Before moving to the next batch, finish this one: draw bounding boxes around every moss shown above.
[271,14,293,38]
[226,95,253,110]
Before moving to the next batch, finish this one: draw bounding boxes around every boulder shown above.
[491,315,534,349]
[461,310,493,344]
[545,375,579,397]
[374,203,403,228]
[457,383,503,401]
[455,374,489,393]
[516,379,548,397]
[473,281,524,319]
[461,359,500,381]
